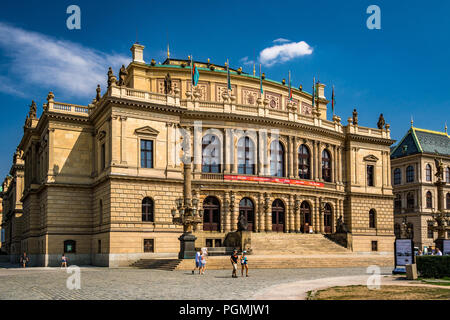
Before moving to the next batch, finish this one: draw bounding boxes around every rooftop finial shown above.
[445,122,448,134]
[253,63,256,77]
[411,115,414,127]
[167,43,170,59]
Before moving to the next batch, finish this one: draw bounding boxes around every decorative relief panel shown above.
[301,102,313,116]
[286,98,299,110]
[157,79,181,96]
[265,91,281,109]
[241,87,259,106]
[186,81,209,101]
[216,83,237,102]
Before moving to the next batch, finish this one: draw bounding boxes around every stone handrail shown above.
[50,101,90,116]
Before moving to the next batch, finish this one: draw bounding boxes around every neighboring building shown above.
[391,125,450,249]
[1,149,24,258]
[0,186,3,251]
[2,43,395,267]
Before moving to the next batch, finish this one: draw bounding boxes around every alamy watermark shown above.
[366,5,381,30]
[366,265,381,290]
[66,5,81,30]
[66,265,81,290]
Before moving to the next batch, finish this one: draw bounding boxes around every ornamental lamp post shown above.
[171,159,203,259]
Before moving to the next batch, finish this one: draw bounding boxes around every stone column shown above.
[289,195,295,232]
[224,128,231,174]
[314,197,319,233]
[258,130,267,176]
[254,194,259,232]
[230,191,237,231]
[48,128,55,176]
[193,126,202,173]
[109,115,118,167]
[288,136,294,178]
[166,122,174,170]
[232,133,238,174]
[333,145,337,183]
[258,193,265,232]
[294,196,300,232]
[312,140,317,180]
[264,193,272,232]
[337,146,343,184]
[293,137,299,179]
[120,116,127,165]
[319,197,324,233]
[317,141,322,181]
[223,192,230,233]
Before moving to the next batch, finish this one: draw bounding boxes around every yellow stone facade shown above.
[1,43,395,266]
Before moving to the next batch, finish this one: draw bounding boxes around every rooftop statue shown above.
[29,100,37,119]
[107,67,114,87]
[164,73,172,94]
[377,113,385,129]
[352,109,358,125]
[118,65,128,86]
[96,84,101,101]
[434,157,444,181]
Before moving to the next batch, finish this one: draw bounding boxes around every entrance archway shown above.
[239,198,254,231]
[300,201,311,233]
[203,196,220,231]
[272,199,285,232]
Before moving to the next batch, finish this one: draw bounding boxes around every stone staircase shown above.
[250,233,350,255]
[131,259,182,271]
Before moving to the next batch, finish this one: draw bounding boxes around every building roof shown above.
[391,127,450,159]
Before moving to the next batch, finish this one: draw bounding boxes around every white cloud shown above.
[273,38,290,44]
[239,56,255,66]
[0,22,129,100]
[259,40,313,67]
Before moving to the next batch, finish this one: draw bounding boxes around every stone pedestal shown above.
[406,264,418,280]
[178,233,197,259]
[434,238,445,252]
[239,231,252,253]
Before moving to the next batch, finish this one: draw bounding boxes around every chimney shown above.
[130,43,145,64]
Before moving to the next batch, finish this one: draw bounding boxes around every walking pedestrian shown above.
[61,254,68,268]
[200,251,207,275]
[192,249,201,274]
[230,249,239,278]
[240,251,249,277]
[20,252,29,268]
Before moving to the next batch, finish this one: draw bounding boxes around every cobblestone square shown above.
[0,265,393,300]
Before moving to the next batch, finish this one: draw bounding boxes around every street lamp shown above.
[171,160,203,259]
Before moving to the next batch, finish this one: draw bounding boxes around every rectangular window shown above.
[427,223,434,239]
[371,241,378,252]
[140,140,153,168]
[214,239,222,248]
[367,165,374,186]
[205,239,213,247]
[144,239,154,253]
[101,143,106,170]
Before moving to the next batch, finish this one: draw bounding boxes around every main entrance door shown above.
[323,203,332,233]
[272,199,285,232]
[239,198,254,231]
[203,196,220,231]
[300,201,311,233]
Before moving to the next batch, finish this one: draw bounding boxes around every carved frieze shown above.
[265,91,281,109]
[241,87,259,106]
[157,78,181,96]
[216,83,237,102]
[186,81,209,100]
[301,102,313,116]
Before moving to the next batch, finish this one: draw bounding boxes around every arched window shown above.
[322,149,332,182]
[407,192,415,210]
[406,165,415,183]
[446,167,450,183]
[270,140,285,177]
[64,240,76,253]
[239,198,254,231]
[203,196,220,231]
[142,197,154,222]
[323,203,332,233]
[426,191,433,209]
[369,209,376,229]
[272,199,285,232]
[298,144,311,179]
[202,134,221,173]
[237,137,255,175]
[394,194,402,214]
[425,164,432,182]
[447,193,450,210]
[300,201,311,233]
[393,168,402,185]
[394,223,401,238]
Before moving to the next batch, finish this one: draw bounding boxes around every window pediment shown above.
[135,126,159,137]
[363,155,379,162]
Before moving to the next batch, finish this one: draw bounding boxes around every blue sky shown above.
[0,0,449,177]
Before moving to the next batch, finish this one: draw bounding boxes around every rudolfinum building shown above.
[1,43,395,267]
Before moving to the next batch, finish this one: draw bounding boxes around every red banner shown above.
[224,175,324,187]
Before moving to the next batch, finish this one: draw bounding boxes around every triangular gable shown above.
[134,126,159,136]
[391,128,421,159]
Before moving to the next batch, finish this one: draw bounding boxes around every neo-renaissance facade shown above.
[1,43,395,267]
[391,125,450,249]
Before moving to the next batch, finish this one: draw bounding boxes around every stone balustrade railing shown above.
[57,85,390,140]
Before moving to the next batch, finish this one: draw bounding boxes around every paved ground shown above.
[0,263,393,300]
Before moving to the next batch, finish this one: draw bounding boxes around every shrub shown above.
[416,256,450,278]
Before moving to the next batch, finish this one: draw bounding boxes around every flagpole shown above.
[190,55,193,91]
[332,85,335,117]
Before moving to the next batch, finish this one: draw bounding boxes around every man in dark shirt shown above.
[230,249,239,278]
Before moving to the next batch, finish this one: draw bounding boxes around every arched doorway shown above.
[203,196,220,231]
[239,198,254,231]
[272,199,285,232]
[300,201,311,233]
[323,203,332,234]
